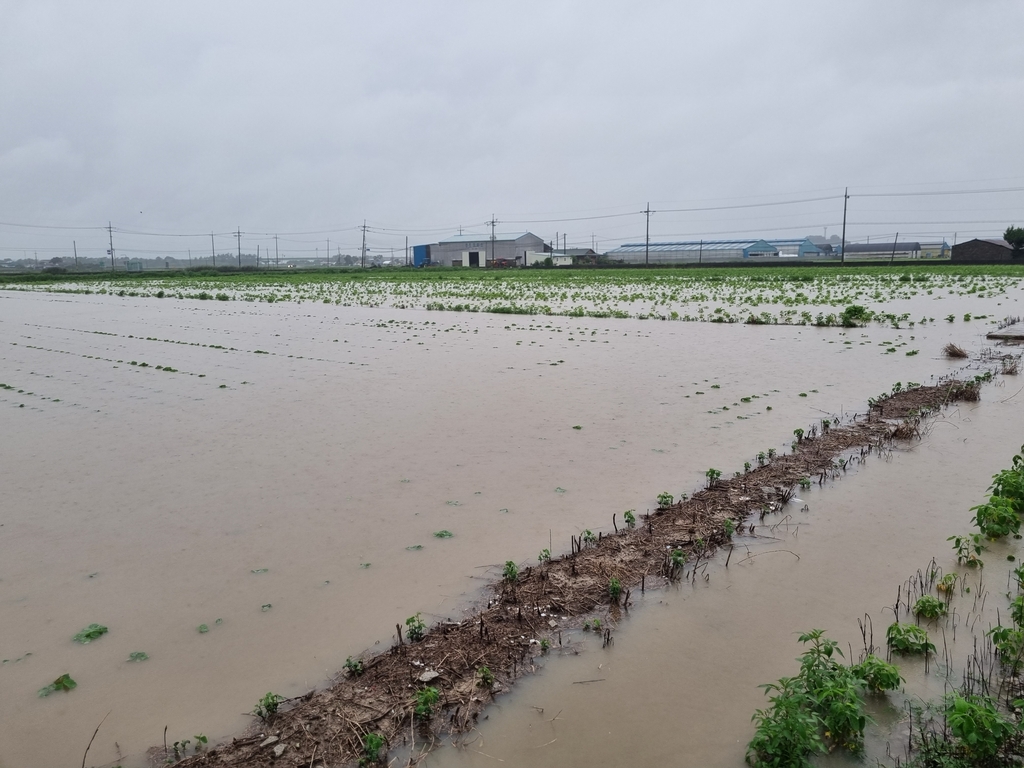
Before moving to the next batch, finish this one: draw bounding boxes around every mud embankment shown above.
[170,378,981,768]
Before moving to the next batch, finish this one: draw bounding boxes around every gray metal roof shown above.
[608,240,762,253]
[843,242,921,253]
[438,232,537,244]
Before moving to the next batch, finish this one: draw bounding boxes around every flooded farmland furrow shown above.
[0,287,1020,767]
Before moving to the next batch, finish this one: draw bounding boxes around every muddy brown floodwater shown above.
[0,288,1020,767]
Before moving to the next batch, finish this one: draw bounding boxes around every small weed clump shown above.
[502,561,519,584]
[414,686,440,719]
[886,622,935,655]
[360,733,386,766]
[477,666,495,689]
[253,691,285,721]
[623,509,636,528]
[656,491,674,507]
[433,530,454,538]
[608,577,622,603]
[705,468,722,488]
[344,656,364,676]
[405,613,426,642]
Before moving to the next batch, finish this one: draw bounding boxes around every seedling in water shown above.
[798,477,811,490]
[538,548,551,563]
[405,613,426,642]
[948,533,985,567]
[705,468,722,488]
[253,691,285,720]
[433,530,454,538]
[197,624,209,633]
[657,492,674,507]
[582,529,597,546]
[127,651,149,662]
[503,560,519,584]
[72,623,108,644]
[344,656,364,676]
[623,509,636,528]
[38,673,77,697]
[793,428,805,443]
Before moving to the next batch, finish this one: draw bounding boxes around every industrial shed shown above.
[424,232,547,267]
[842,242,922,260]
[951,238,1015,264]
[604,238,831,265]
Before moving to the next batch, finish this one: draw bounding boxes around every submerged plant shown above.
[850,655,902,693]
[623,510,636,529]
[886,622,935,655]
[972,496,1020,539]
[72,623,108,644]
[657,491,674,507]
[705,468,722,488]
[38,673,77,697]
[948,533,985,567]
[913,595,947,620]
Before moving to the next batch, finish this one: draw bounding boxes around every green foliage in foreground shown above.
[414,686,440,719]
[746,630,901,767]
[913,595,947,620]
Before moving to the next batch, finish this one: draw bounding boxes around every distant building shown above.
[951,238,1015,264]
[919,241,951,259]
[604,238,832,265]
[421,232,547,267]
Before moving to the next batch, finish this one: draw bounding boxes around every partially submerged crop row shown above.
[171,378,981,768]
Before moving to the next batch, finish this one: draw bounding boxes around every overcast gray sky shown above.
[2,0,1023,261]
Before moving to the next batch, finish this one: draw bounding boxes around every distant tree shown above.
[1005,225,1024,255]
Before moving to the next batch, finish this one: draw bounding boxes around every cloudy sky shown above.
[1,0,1023,261]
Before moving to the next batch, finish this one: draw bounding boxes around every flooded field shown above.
[0,275,1021,767]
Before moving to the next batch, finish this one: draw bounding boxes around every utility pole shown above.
[257,244,260,269]
[73,240,78,267]
[107,222,115,271]
[644,203,651,266]
[211,232,216,267]
[274,234,279,267]
[236,227,241,268]
[491,214,499,268]
[890,232,899,266]
[326,238,330,267]
[840,187,849,265]
[699,239,703,265]
[188,249,192,268]
[360,220,367,268]
[405,236,409,267]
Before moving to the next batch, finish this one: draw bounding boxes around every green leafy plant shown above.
[539,638,551,652]
[608,577,622,603]
[793,428,804,443]
[477,666,495,689]
[538,548,551,563]
[582,529,597,546]
[945,693,1018,761]
[197,623,210,633]
[724,519,735,537]
[705,468,722,488]
[972,496,1020,539]
[503,561,519,583]
[798,477,811,490]
[987,625,1024,666]
[936,572,958,594]
[38,673,77,697]
[913,595,947,620]
[253,691,285,721]
[72,623,108,644]
[850,655,902,693]
[344,656,364,676]
[405,613,426,642]
[433,529,454,538]
[746,676,823,767]
[886,622,935,655]
[757,451,767,466]
[414,686,440,719]
[127,651,149,662]
[623,510,636,529]
[360,733,386,766]
[948,533,985,567]
[657,491,674,507]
